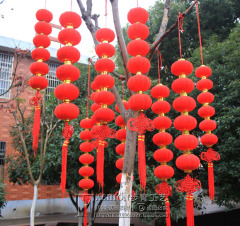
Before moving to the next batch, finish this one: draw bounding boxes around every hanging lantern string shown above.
[105,0,108,28]
[196,2,204,65]
[178,12,184,59]
[86,58,91,118]
[156,46,162,84]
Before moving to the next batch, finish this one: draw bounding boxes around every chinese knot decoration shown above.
[151,82,174,226]
[171,58,201,226]
[91,27,116,191]
[54,11,81,197]
[29,9,52,156]
[126,7,154,193]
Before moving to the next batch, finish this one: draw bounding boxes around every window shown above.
[0,53,14,99]
[46,63,60,99]
[0,142,6,182]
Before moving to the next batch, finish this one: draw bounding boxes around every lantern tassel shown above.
[165,198,171,226]
[84,203,87,226]
[208,162,215,200]
[186,194,194,226]
[32,105,41,156]
[138,134,146,193]
[97,140,105,192]
[61,122,74,199]
[61,140,68,199]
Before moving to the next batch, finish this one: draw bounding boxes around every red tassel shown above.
[84,203,87,226]
[32,105,41,156]
[165,198,171,226]
[97,140,105,192]
[186,194,194,226]
[61,140,68,199]
[138,135,146,193]
[208,162,214,200]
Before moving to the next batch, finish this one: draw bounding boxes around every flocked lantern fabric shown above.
[126,7,154,193]
[29,8,52,157]
[54,11,82,197]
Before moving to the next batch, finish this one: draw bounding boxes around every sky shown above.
[0,0,157,57]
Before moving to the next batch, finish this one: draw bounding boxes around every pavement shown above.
[0,212,150,226]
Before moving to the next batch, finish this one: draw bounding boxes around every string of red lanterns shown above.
[152,50,174,226]
[126,7,154,193]
[91,28,116,191]
[54,11,81,197]
[195,2,220,202]
[29,9,52,157]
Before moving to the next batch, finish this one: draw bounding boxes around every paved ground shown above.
[0,212,150,226]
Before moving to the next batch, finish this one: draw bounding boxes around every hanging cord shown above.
[178,12,184,58]
[196,2,204,65]
[137,0,138,7]
[45,0,46,8]
[156,46,162,84]
[105,0,108,27]
[71,0,72,11]
[87,59,91,118]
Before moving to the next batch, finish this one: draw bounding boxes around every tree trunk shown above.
[78,212,83,226]
[30,185,38,226]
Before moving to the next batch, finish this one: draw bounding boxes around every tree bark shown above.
[30,185,38,226]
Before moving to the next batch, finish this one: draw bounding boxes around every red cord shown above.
[105,0,108,27]
[196,2,204,65]
[86,59,91,118]
[156,47,162,84]
[178,13,184,58]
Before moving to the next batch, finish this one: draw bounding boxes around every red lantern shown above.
[95,43,115,58]
[116,143,125,155]
[56,64,80,82]
[197,92,214,105]
[201,134,218,146]
[79,179,94,190]
[80,130,93,141]
[54,83,79,102]
[95,28,115,43]
[94,74,115,89]
[171,59,193,76]
[94,58,115,73]
[195,65,212,78]
[154,165,174,179]
[59,11,82,28]
[176,154,200,172]
[151,85,170,99]
[128,94,152,111]
[153,132,173,146]
[79,167,94,177]
[127,40,149,57]
[174,115,197,131]
[115,101,129,113]
[173,96,196,113]
[57,46,80,64]
[31,48,50,62]
[79,142,94,153]
[127,57,150,74]
[198,106,215,118]
[172,78,194,94]
[94,91,115,106]
[33,34,51,48]
[58,28,81,46]
[94,108,115,123]
[29,76,48,90]
[30,62,49,75]
[152,101,171,114]
[127,23,149,40]
[115,115,126,127]
[36,9,53,23]
[79,154,94,164]
[35,21,52,35]
[174,134,198,151]
[80,118,94,129]
[55,103,79,121]
[196,79,213,91]
[199,120,217,131]
[127,7,149,24]
[115,129,127,141]
[153,116,172,130]
[116,158,124,170]
[127,74,151,92]
[153,149,173,162]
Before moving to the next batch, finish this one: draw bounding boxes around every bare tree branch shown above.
[76,0,99,46]
[148,0,198,60]
[110,0,133,96]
